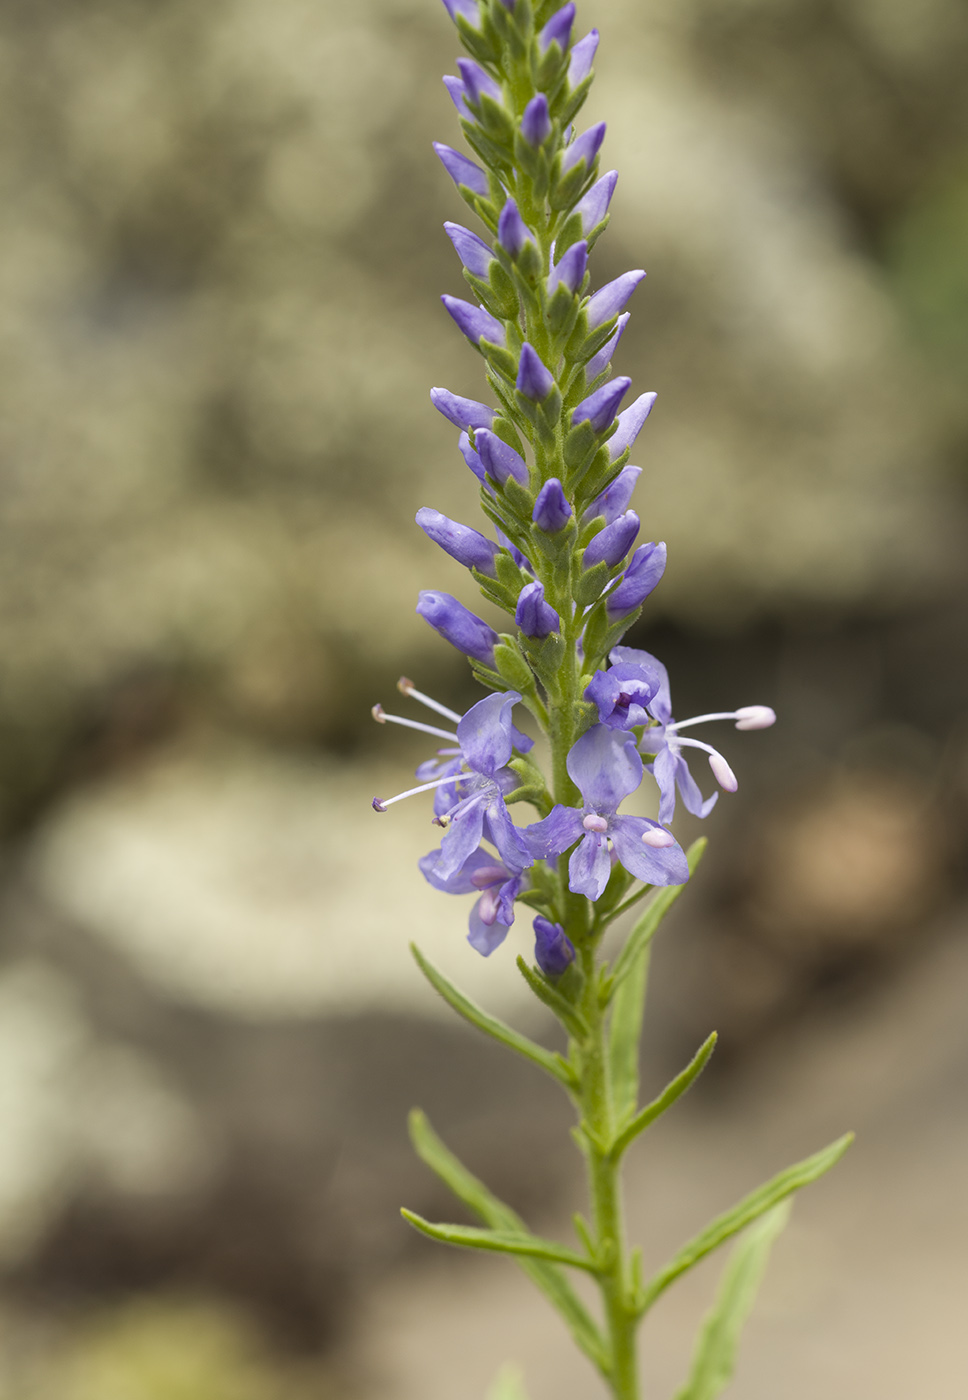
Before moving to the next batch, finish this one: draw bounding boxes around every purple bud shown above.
[495,525,532,572]
[539,2,575,53]
[497,198,533,259]
[521,94,552,148]
[571,376,631,433]
[441,295,505,347]
[517,343,556,403]
[431,387,494,431]
[444,222,493,278]
[457,58,503,109]
[576,170,618,233]
[584,312,629,381]
[561,122,606,176]
[475,428,529,486]
[442,75,472,120]
[532,478,573,533]
[516,581,560,639]
[417,590,498,666]
[607,392,657,460]
[582,464,641,525]
[441,0,481,25]
[583,510,640,569]
[533,915,575,978]
[548,240,588,297]
[568,29,599,86]
[416,508,500,577]
[458,431,487,483]
[434,142,489,197]
[606,540,667,616]
[585,270,645,330]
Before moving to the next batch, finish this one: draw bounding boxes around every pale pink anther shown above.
[583,813,609,833]
[641,827,675,848]
[733,705,776,730]
[708,752,738,792]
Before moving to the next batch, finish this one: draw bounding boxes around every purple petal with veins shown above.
[567,724,643,810]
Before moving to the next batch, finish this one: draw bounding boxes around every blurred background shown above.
[0,0,966,1394]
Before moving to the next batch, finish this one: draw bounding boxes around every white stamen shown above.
[641,826,675,848]
[676,736,738,793]
[397,677,463,724]
[371,705,458,743]
[734,705,776,730]
[372,772,462,812]
[583,813,609,833]
[478,887,501,926]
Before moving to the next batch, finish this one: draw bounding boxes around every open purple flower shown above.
[420,845,529,956]
[584,653,663,730]
[524,724,688,900]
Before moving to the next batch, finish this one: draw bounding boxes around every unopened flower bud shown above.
[456,57,502,108]
[582,464,640,526]
[433,142,489,197]
[532,479,572,533]
[516,581,560,638]
[571,376,631,433]
[561,121,606,175]
[516,343,556,402]
[444,222,493,278]
[520,93,552,147]
[475,428,529,486]
[441,295,505,347]
[606,541,666,616]
[497,198,534,259]
[568,29,599,86]
[417,590,499,665]
[584,313,630,382]
[576,170,618,233]
[431,387,494,431]
[441,0,481,25]
[539,2,575,53]
[416,508,500,577]
[548,240,587,296]
[533,915,575,978]
[583,511,639,568]
[607,392,657,460]
[585,270,645,330]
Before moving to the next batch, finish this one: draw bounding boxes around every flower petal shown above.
[610,815,689,886]
[567,724,643,810]
[650,745,679,825]
[468,898,511,956]
[611,645,671,722]
[419,844,498,894]
[485,795,533,870]
[674,753,719,819]
[568,831,611,900]
[458,690,521,775]
[523,804,584,859]
[436,792,487,878]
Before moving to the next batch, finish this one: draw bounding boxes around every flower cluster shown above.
[371,0,775,974]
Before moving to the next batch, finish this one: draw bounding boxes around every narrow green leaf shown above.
[408,1110,608,1374]
[487,1364,531,1400]
[516,956,588,1038]
[401,1209,599,1271]
[638,1133,853,1314]
[673,1202,791,1400]
[608,941,650,1126]
[608,838,707,997]
[411,944,576,1088]
[610,1032,717,1161]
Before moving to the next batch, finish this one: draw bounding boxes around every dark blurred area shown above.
[0,0,965,1395]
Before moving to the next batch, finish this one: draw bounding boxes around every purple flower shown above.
[533,916,575,977]
[606,541,667,617]
[416,508,500,577]
[444,222,493,278]
[497,198,534,259]
[434,142,489,197]
[584,653,662,730]
[571,376,631,433]
[583,510,639,568]
[458,431,487,483]
[442,295,506,347]
[539,2,575,53]
[532,478,572,533]
[516,343,556,402]
[585,270,645,330]
[584,313,630,381]
[431,387,494,431]
[417,590,499,665]
[441,0,481,25]
[608,392,657,460]
[475,427,529,485]
[442,75,473,121]
[561,122,606,175]
[457,57,503,108]
[521,94,552,148]
[548,240,588,296]
[420,846,529,957]
[582,464,641,525]
[576,170,618,233]
[495,525,532,573]
[516,580,560,638]
[524,725,688,900]
[568,30,599,86]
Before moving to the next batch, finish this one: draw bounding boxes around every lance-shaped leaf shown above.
[609,1031,717,1161]
[607,838,707,999]
[607,938,650,1126]
[673,1202,791,1400]
[637,1133,853,1314]
[516,955,588,1039]
[411,944,576,1088]
[402,1211,599,1271]
[408,1110,608,1374]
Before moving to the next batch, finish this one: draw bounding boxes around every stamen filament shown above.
[667,711,738,731]
[372,705,458,742]
[677,736,737,791]
[397,677,463,725]
[372,773,463,812]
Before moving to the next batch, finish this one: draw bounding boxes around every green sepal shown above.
[546,285,580,339]
[507,756,553,815]
[401,1209,599,1272]
[559,73,594,127]
[406,1110,608,1376]
[464,267,520,321]
[492,415,527,456]
[636,1134,854,1314]
[461,119,514,179]
[493,639,536,691]
[581,599,643,669]
[516,956,588,1038]
[672,1203,791,1400]
[554,210,584,258]
[609,1032,718,1162]
[591,861,634,918]
[495,551,526,593]
[458,183,499,229]
[475,574,519,616]
[514,386,562,442]
[470,659,512,692]
[482,340,520,382]
[550,157,598,212]
[532,519,577,561]
[563,419,598,470]
[522,632,566,689]
[410,943,577,1088]
[455,16,497,65]
[534,42,568,94]
[515,240,545,283]
[572,445,616,504]
[607,930,650,1128]
[583,213,611,253]
[513,131,549,182]
[565,312,619,365]
[606,839,708,997]
[500,473,537,523]
[573,559,610,607]
[476,93,517,148]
